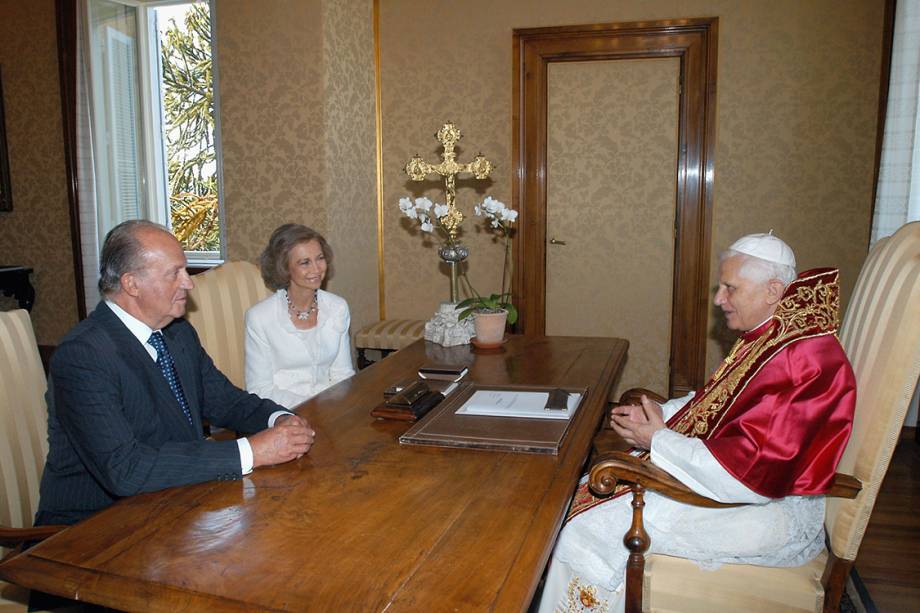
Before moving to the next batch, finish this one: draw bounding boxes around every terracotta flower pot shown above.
[473,309,508,345]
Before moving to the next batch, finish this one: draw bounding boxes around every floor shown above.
[855,429,920,611]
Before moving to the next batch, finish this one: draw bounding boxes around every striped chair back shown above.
[185,261,270,389]
[0,310,48,542]
[827,221,920,561]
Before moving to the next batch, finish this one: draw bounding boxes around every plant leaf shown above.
[504,304,519,325]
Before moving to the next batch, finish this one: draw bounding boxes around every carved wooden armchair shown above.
[0,310,67,609]
[588,221,920,612]
[185,261,269,389]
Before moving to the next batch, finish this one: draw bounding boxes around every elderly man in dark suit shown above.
[36,220,315,527]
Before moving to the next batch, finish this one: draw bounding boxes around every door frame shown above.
[512,18,718,395]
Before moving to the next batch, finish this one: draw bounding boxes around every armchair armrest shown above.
[600,388,668,433]
[0,525,67,550]
[617,388,667,406]
[825,473,862,499]
[589,451,739,508]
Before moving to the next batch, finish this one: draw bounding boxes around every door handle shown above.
[549,237,567,245]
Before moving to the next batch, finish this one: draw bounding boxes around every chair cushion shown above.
[185,261,270,389]
[0,310,47,534]
[355,320,425,351]
[643,550,827,613]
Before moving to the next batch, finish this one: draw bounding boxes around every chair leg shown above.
[624,485,650,613]
[821,550,853,613]
[357,348,370,370]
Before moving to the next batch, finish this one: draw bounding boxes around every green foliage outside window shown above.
[160,3,220,252]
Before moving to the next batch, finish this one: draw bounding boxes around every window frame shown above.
[91,0,226,265]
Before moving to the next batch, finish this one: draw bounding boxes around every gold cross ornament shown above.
[404,122,494,242]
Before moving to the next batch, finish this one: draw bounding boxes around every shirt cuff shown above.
[237,437,254,475]
[660,391,695,422]
[268,410,295,427]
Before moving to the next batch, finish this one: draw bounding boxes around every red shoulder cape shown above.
[567,268,855,520]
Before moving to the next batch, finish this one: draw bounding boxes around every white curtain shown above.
[871,0,920,426]
[76,0,101,312]
[872,0,920,243]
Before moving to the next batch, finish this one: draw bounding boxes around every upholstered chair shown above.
[184,261,270,390]
[588,221,920,612]
[0,310,67,610]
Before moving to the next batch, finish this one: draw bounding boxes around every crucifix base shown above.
[424,302,474,347]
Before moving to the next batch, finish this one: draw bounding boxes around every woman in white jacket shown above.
[244,224,355,409]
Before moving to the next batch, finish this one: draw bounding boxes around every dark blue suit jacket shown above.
[36,302,284,526]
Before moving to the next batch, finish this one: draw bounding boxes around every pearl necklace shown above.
[286,290,318,321]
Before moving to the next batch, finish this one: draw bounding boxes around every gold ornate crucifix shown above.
[404,122,494,242]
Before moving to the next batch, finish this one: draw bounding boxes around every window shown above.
[87,0,224,263]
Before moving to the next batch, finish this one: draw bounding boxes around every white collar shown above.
[746,315,775,333]
[106,300,158,359]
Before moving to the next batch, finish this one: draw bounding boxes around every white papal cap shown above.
[728,231,796,269]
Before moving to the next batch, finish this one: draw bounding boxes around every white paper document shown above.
[455,390,582,420]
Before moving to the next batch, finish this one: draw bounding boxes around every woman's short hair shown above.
[260,224,333,290]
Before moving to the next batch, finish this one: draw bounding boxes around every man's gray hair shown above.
[720,249,797,286]
[98,220,170,295]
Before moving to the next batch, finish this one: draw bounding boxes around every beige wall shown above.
[0,0,378,345]
[0,0,78,345]
[217,0,326,263]
[0,0,886,371]
[321,0,378,339]
[378,0,884,373]
[216,0,378,338]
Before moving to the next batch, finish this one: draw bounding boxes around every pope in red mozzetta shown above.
[539,232,856,613]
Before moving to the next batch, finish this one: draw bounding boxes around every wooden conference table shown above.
[0,335,627,611]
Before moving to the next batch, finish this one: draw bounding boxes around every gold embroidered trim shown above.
[671,273,839,439]
[559,576,609,613]
[563,269,841,523]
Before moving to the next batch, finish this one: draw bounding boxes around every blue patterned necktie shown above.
[147,331,194,425]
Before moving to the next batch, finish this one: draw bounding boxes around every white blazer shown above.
[244,289,356,409]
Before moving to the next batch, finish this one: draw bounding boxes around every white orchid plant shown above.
[398,196,450,241]
[397,195,519,325]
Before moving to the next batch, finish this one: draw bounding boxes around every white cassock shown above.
[244,289,356,409]
[538,393,827,613]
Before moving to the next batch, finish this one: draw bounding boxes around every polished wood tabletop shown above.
[0,335,627,612]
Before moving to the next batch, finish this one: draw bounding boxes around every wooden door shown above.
[513,19,718,397]
[545,58,679,396]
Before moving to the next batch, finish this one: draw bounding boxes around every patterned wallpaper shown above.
[379,0,884,375]
[216,0,378,340]
[216,0,327,264]
[0,0,886,368]
[320,0,378,340]
[545,59,679,398]
[0,0,78,344]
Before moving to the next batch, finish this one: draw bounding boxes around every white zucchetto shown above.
[728,231,796,268]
